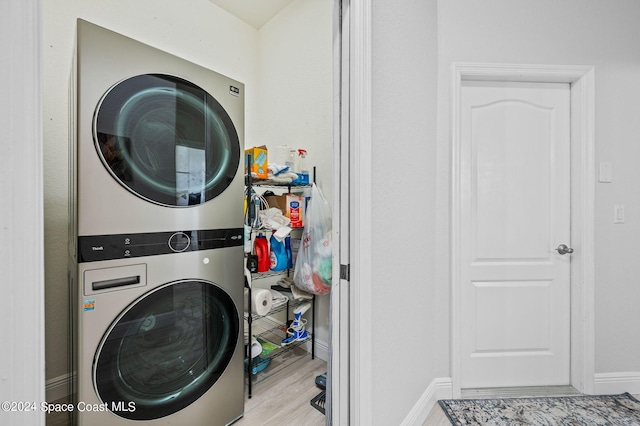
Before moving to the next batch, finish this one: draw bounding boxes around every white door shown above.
[459,80,572,388]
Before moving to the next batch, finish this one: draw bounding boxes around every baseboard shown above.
[315,339,330,362]
[301,338,329,363]
[400,377,453,426]
[396,372,639,424]
[594,372,640,395]
[46,372,74,402]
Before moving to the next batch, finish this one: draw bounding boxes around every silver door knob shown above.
[556,244,574,255]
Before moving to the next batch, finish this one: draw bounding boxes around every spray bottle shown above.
[296,149,309,185]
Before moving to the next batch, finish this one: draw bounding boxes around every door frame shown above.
[328,0,354,424]
[450,63,596,398]
[329,0,373,424]
[1,0,46,422]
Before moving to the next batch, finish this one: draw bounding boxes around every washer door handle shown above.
[92,275,141,291]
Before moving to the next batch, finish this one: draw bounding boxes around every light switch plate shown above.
[599,162,613,183]
[614,204,625,224]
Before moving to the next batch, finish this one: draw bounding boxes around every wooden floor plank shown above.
[239,351,326,425]
[422,403,451,426]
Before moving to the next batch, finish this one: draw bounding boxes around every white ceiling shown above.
[208,0,296,29]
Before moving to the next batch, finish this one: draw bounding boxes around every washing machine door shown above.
[94,280,239,420]
[94,74,241,206]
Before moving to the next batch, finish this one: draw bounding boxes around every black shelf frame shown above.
[244,153,317,399]
[244,279,316,399]
[310,390,326,415]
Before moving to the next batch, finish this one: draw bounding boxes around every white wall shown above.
[256,0,334,354]
[43,0,258,390]
[437,0,640,376]
[370,0,444,424]
[257,0,334,195]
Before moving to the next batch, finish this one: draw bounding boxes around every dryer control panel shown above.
[78,228,243,263]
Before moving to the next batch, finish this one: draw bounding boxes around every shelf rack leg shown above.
[312,294,315,359]
[246,284,253,399]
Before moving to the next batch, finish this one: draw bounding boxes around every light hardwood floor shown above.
[423,403,452,426]
[238,349,326,425]
[46,365,639,426]
[46,348,326,426]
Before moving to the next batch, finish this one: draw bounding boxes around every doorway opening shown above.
[234,1,347,425]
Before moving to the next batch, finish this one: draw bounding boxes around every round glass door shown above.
[94,74,241,206]
[94,280,239,420]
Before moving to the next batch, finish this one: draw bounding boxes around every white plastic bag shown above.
[293,183,332,295]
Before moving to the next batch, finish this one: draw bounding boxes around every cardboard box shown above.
[245,145,268,179]
[264,194,288,214]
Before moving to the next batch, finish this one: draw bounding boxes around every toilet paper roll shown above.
[244,288,273,316]
[247,336,262,359]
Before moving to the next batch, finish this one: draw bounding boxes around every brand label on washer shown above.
[83,299,95,311]
[229,85,240,97]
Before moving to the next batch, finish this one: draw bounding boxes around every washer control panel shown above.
[168,232,191,252]
[78,228,243,263]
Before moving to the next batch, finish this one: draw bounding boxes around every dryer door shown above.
[94,74,241,207]
[94,280,239,420]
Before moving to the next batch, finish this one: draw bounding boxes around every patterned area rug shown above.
[438,393,640,425]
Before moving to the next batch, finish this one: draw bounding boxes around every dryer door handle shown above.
[92,275,141,291]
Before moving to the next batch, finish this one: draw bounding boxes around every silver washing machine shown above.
[70,19,245,425]
[76,245,244,426]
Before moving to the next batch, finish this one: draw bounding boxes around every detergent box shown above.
[245,145,268,179]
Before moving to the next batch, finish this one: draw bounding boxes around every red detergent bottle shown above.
[254,233,270,272]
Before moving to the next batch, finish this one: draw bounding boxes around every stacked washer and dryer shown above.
[69,20,245,425]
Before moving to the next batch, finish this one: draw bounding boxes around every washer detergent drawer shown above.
[84,264,147,296]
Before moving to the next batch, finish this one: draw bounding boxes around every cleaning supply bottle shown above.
[285,236,292,268]
[285,148,297,173]
[296,149,309,185]
[269,233,287,271]
[254,233,270,272]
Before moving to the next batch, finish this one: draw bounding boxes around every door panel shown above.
[460,81,571,388]
[472,99,552,261]
[473,280,552,352]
